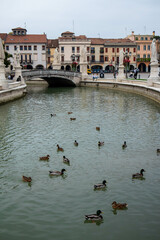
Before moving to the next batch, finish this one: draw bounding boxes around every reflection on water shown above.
[0,86,160,240]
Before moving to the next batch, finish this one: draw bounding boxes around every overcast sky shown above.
[1,0,160,39]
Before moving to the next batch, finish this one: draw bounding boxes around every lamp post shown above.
[123,50,131,78]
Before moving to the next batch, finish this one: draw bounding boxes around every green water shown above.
[0,86,160,240]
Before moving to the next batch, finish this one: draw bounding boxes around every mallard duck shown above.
[96,127,100,131]
[74,140,78,146]
[22,176,32,182]
[51,113,56,117]
[57,144,64,152]
[63,156,70,165]
[98,141,104,147]
[157,149,160,153]
[39,154,50,160]
[132,169,145,178]
[85,210,103,220]
[70,118,76,120]
[68,112,73,114]
[49,169,66,176]
[112,201,128,210]
[94,180,107,190]
[122,141,127,149]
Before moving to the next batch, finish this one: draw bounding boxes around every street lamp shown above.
[70,54,79,72]
[123,50,131,78]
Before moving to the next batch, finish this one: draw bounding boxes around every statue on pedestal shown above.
[81,46,87,63]
[54,48,60,64]
[119,49,124,67]
[151,39,158,63]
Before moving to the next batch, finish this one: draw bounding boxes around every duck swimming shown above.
[94,180,107,190]
[51,114,56,117]
[49,169,66,176]
[112,201,128,210]
[85,210,103,221]
[22,176,32,182]
[74,140,78,146]
[68,112,73,114]
[96,127,100,131]
[157,149,160,153]
[57,144,64,152]
[39,154,50,160]
[122,141,127,149]
[98,141,104,147]
[132,169,145,179]
[63,156,70,165]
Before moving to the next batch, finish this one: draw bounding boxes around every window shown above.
[77,56,80,62]
[77,47,80,53]
[18,31,20,35]
[112,48,115,53]
[105,56,108,62]
[42,45,45,51]
[116,57,119,63]
[100,55,104,62]
[147,54,150,58]
[127,48,129,53]
[148,45,150,50]
[33,53,38,60]
[61,47,64,53]
[91,55,95,62]
[141,37,144,40]
[145,37,148,40]
[87,47,90,53]
[87,56,90,62]
[25,54,27,62]
[6,46,9,50]
[29,55,32,62]
[117,48,119,53]
[112,56,114,61]
[137,54,140,58]
[72,47,75,53]
[133,57,136,61]
[48,57,50,64]
[100,47,104,54]
[21,55,23,63]
[123,48,125,52]
[24,46,27,50]
[28,46,32,50]
[143,54,146,58]
[137,45,140,50]
[34,45,37,51]
[13,31,16,35]
[20,45,23,50]
[14,46,17,51]
[143,45,146,50]
[105,48,108,53]
[61,56,64,62]
[133,48,136,53]
[91,47,95,54]
[135,37,138,40]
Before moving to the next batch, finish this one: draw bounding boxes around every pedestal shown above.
[52,64,61,70]
[147,62,160,86]
[116,65,126,82]
[13,65,25,85]
[80,62,88,80]
[0,60,8,89]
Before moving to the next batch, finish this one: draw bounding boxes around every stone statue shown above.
[15,46,20,66]
[0,38,5,60]
[81,46,87,62]
[54,48,60,64]
[151,39,158,63]
[119,49,124,66]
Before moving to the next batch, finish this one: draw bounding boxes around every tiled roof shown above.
[62,31,74,34]
[5,34,47,44]
[0,33,7,41]
[12,27,27,30]
[89,38,136,45]
[47,39,58,48]
[88,38,106,44]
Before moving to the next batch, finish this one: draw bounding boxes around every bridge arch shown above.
[36,64,44,69]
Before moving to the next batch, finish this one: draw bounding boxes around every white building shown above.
[5,27,47,69]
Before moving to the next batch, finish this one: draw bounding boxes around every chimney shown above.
[153,31,155,36]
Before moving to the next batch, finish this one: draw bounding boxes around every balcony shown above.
[137,58,151,62]
[90,60,104,64]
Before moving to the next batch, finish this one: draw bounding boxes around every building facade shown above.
[4,27,47,69]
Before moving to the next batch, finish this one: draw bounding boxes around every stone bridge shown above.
[22,69,82,87]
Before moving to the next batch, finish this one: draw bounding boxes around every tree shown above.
[4,51,12,68]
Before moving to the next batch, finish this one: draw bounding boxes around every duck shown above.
[39,154,50,160]
[132,169,145,179]
[68,112,73,114]
[57,144,64,152]
[157,149,160,153]
[98,141,104,147]
[70,118,76,121]
[22,176,32,182]
[85,210,103,221]
[74,140,78,146]
[112,201,128,210]
[122,141,127,149]
[63,156,70,165]
[49,169,66,176]
[94,180,107,190]
[51,113,56,117]
[96,127,100,131]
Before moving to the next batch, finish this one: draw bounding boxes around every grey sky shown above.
[1,0,160,39]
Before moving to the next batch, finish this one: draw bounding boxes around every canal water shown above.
[0,85,160,240]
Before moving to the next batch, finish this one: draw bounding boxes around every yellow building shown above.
[46,39,58,68]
